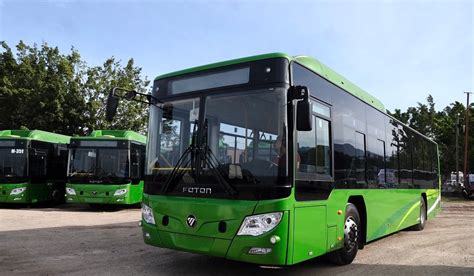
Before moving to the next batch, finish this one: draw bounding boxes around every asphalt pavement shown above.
[0,199,473,275]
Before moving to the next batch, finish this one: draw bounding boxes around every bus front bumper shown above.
[141,216,289,265]
[65,183,136,205]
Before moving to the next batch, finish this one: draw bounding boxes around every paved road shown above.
[0,199,473,275]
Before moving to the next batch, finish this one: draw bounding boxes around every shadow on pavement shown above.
[148,253,473,276]
[1,222,472,275]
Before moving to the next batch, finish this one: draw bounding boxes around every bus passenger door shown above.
[292,99,333,263]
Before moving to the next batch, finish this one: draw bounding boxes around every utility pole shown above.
[463,91,472,196]
[456,114,460,184]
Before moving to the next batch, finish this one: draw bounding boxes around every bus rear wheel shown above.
[330,203,360,265]
[411,197,426,231]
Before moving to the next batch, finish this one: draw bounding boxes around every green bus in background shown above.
[107,53,441,266]
[0,130,70,204]
[65,130,146,206]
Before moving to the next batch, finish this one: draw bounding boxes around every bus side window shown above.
[141,145,146,179]
[130,148,141,180]
[297,118,317,174]
[29,149,47,178]
[296,100,332,179]
[295,100,333,201]
[354,132,367,186]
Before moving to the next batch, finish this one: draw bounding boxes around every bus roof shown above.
[0,130,70,144]
[154,53,385,112]
[72,130,146,144]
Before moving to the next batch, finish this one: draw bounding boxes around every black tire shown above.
[411,196,427,231]
[462,189,470,199]
[51,188,65,205]
[329,203,361,265]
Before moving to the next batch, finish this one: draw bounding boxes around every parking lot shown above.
[1,199,473,275]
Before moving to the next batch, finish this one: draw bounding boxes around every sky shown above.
[0,0,473,111]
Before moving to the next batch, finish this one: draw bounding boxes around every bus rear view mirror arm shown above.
[289,85,313,131]
[105,87,162,122]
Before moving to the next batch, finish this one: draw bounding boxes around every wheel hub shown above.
[344,216,358,251]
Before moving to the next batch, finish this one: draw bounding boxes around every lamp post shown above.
[463,92,472,197]
[456,114,460,185]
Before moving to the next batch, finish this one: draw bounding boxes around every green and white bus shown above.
[65,130,146,206]
[0,130,70,204]
[107,53,441,265]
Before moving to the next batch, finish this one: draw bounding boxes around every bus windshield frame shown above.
[67,142,131,184]
[145,58,292,200]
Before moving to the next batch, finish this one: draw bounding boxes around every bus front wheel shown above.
[330,203,361,265]
[51,189,65,205]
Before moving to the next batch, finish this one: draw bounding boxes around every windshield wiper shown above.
[161,120,199,193]
[161,119,237,196]
[201,119,237,196]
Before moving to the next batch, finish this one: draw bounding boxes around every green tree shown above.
[0,41,87,134]
[0,41,150,135]
[389,108,409,124]
[82,57,150,133]
[390,96,474,177]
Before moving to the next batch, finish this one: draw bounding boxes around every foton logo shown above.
[182,187,212,194]
[186,215,197,227]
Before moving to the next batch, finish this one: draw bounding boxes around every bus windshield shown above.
[68,147,130,183]
[146,87,289,199]
[0,148,27,180]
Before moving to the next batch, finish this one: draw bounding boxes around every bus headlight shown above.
[141,204,156,225]
[114,189,127,196]
[10,187,26,195]
[237,212,282,236]
[66,187,76,195]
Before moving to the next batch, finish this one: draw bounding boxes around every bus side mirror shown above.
[297,99,312,131]
[291,86,312,131]
[106,89,119,122]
